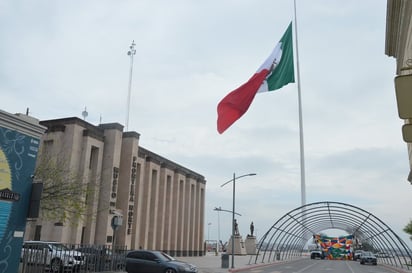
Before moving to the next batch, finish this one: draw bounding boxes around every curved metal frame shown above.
[255,201,412,270]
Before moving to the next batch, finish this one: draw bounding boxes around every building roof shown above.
[40,116,206,184]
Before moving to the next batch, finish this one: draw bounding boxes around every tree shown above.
[34,154,98,224]
[404,220,412,241]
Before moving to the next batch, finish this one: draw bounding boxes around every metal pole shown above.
[126,40,136,131]
[220,173,256,269]
[293,0,306,206]
[231,172,235,268]
[217,209,221,251]
[214,207,241,216]
[208,223,211,242]
[113,227,116,247]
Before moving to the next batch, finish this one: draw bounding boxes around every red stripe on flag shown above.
[217,69,269,134]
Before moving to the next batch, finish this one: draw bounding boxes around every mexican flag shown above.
[217,22,295,134]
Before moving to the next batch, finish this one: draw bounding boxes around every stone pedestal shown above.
[226,235,247,255]
[245,235,257,255]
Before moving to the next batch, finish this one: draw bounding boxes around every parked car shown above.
[125,250,198,273]
[21,241,85,272]
[310,250,324,259]
[76,246,126,271]
[359,251,377,265]
[353,250,364,261]
[76,246,111,271]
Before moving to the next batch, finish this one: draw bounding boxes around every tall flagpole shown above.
[293,0,306,206]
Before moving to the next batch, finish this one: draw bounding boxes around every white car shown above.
[21,241,85,272]
[310,250,324,259]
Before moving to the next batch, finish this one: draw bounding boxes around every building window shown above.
[89,146,99,170]
[34,225,42,240]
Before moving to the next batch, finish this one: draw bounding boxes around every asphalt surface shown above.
[109,252,412,273]
[178,253,260,273]
[176,253,412,273]
[112,252,269,273]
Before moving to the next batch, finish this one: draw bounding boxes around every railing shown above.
[20,243,127,273]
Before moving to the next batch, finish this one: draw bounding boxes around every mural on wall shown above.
[0,147,12,243]
[0,126,41,273]
[314,234,353,260]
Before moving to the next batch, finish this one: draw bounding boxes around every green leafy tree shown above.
[34,154,98,224]
[404,220,412,241]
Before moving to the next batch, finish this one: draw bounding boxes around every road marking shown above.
[294,262,318,273]
[250,270,274,273]
[345,261,356,273]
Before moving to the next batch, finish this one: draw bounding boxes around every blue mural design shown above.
[0,146,12,243]
[0,126,41,273]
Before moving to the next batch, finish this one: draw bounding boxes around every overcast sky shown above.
[1,0,411,248]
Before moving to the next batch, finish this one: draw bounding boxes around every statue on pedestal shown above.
[234,219,239,236]
[250,221,254,237]
[245,221,257,254]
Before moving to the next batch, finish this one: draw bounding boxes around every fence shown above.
[20,242,127,273]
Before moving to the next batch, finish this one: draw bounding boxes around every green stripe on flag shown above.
[267,22,295,91]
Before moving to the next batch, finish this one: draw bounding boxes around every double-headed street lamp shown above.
[221,173,256,269]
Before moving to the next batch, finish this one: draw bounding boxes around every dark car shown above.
[360,251,377,265]
[126,250,197,273]
[310,250,324,259]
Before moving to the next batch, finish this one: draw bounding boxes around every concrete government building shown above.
[24,117,206,256]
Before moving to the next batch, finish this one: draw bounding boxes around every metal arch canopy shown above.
[255,201,412,270]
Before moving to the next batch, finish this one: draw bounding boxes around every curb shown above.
[380,264,412,273]
[228,263,275,273]
[228,260,293,272]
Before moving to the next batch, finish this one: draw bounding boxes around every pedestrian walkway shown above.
[109,252,285,273]
[178,253,266,273]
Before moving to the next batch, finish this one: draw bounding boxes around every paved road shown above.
[177,254,411,273]
[240,259,405,273]
[179,253,256,273]
[19,254,407,273]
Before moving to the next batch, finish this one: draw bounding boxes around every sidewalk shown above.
[178,253,265,273]
[108,253,277,273]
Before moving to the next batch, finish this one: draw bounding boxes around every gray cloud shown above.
[1,0,410,247]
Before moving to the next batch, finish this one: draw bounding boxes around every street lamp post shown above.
[221,172,256,269]
[217,209,220,251]
[208,222,211,242]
